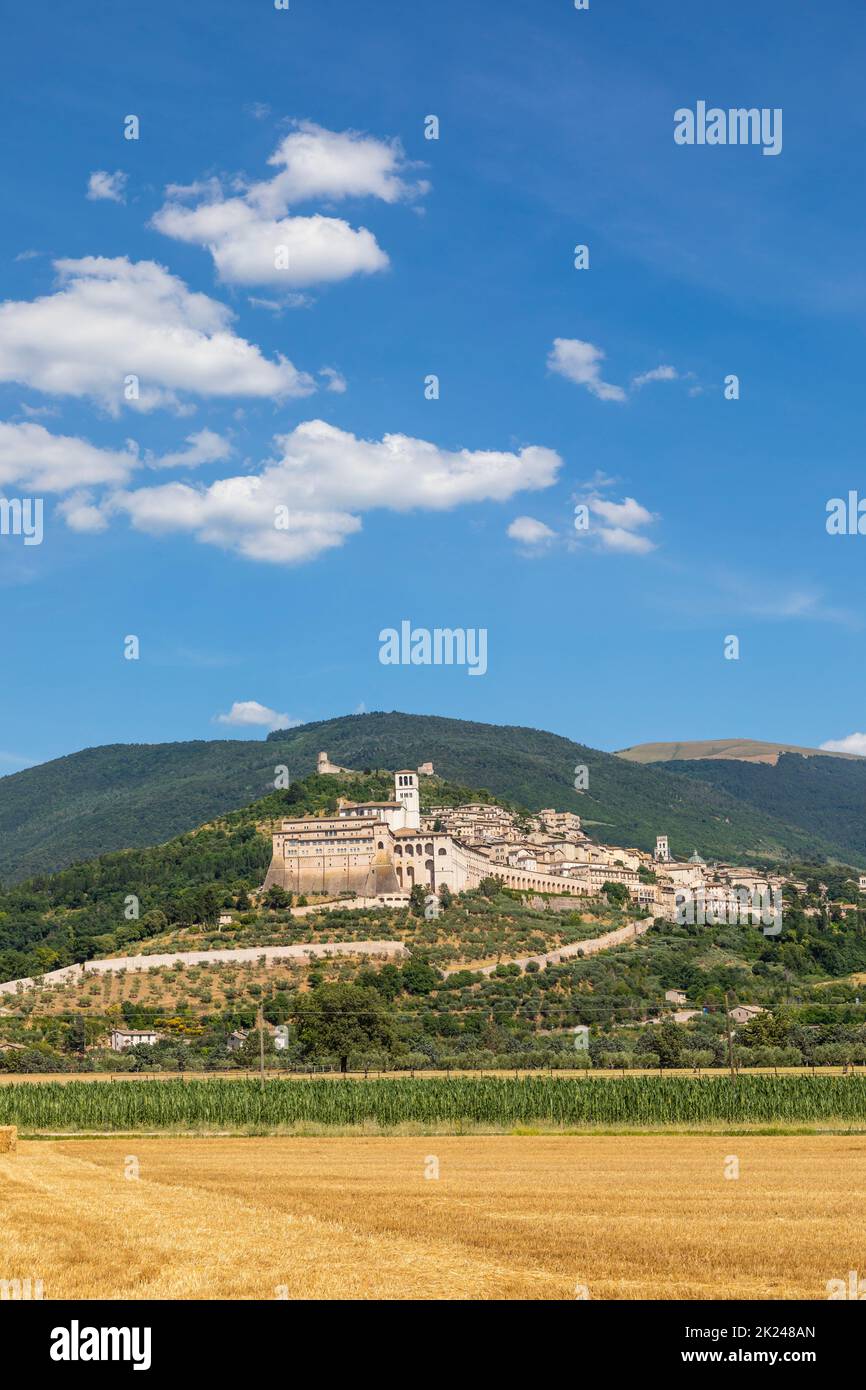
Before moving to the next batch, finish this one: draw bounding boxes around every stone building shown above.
[262,762,690,912]
[263,769,604,902]
[317,751,355,775]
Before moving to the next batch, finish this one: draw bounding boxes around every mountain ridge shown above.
[616,738,861,766]
[0,711,857,883]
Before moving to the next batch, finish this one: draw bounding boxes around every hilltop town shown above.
[263,751,792,922]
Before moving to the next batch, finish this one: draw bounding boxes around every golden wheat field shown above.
[1,1135,864,1299]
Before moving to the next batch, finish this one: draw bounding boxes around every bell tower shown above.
[394,769,420,830]
[654,834,671,863]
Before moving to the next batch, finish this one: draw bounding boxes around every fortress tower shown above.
[317,750,354,775]
[394,769,420,830]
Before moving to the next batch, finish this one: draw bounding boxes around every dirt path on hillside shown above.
[443,918,651,976]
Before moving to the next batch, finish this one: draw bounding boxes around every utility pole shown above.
[257,1004,265,1090]
[724,991,736,1082]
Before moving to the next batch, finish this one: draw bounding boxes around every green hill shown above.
[0,711,855,885]
[662,753,866,864]
[0,739,302,884]
[0,768,508,983]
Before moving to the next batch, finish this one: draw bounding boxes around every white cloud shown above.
[573,488,659,556]
[248,293,312,313]
[820,733,866,756]
[0,420,137,491]
[0,257,316,412]
[57,491,111,532]
[86,170,128,204]
[550,342,689,401]
[319,366,347,393]
[262,420,560,512]
[632,364,678,388]
[547,338,626,402]
[597,526,655,555]
[507,515,556,548]
[257,122,428,209]
[99,419,561,565]
[153,201,387,290]
[589,496,656,531]
[215,700,298,732]
[146,428,231,470]
[152,121,427,290]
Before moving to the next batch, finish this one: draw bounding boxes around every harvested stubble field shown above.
[1,1135,862,1299]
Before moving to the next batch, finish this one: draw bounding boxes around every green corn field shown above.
[1,1075,866,1131]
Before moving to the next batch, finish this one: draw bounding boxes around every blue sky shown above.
[2,0,866,770]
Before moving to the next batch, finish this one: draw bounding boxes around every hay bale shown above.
[0,1126,17,1153]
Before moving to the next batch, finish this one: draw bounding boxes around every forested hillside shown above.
[0,770,512,982]
[0,711,854,884]
[662,753,866,862]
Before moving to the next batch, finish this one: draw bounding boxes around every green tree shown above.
[478,875,504,899]
[356,963,402,1002]
[400,956,440,995]
[140,908,168,937]
[602,881,630,909]
[291,983,394,1073]
[264,885,292,910]
[65,1014,87,1055]
[263,990,291,1025]
[409,883,428,917]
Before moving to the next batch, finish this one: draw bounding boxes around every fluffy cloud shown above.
[507,515,556,548]
[146,428,231,470]
[153,201,387,289]
[98,419,561,564]
[549,341,688,401]
[589,496,656,531]
[597,526,655,555]
[0,257,316,412]
[632,364,678,388]
[0,421,136,491]
[574,490,659,555]
[152,122,427,290]
[263,420,559,512]
[86,170,127,203]
[253,122,428,209]
[215,700,298,732]
[547,338,627,402]
[57,491,111,533]
[319,366,347,393]
[820,733,866,756]
[108,479,361,565]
